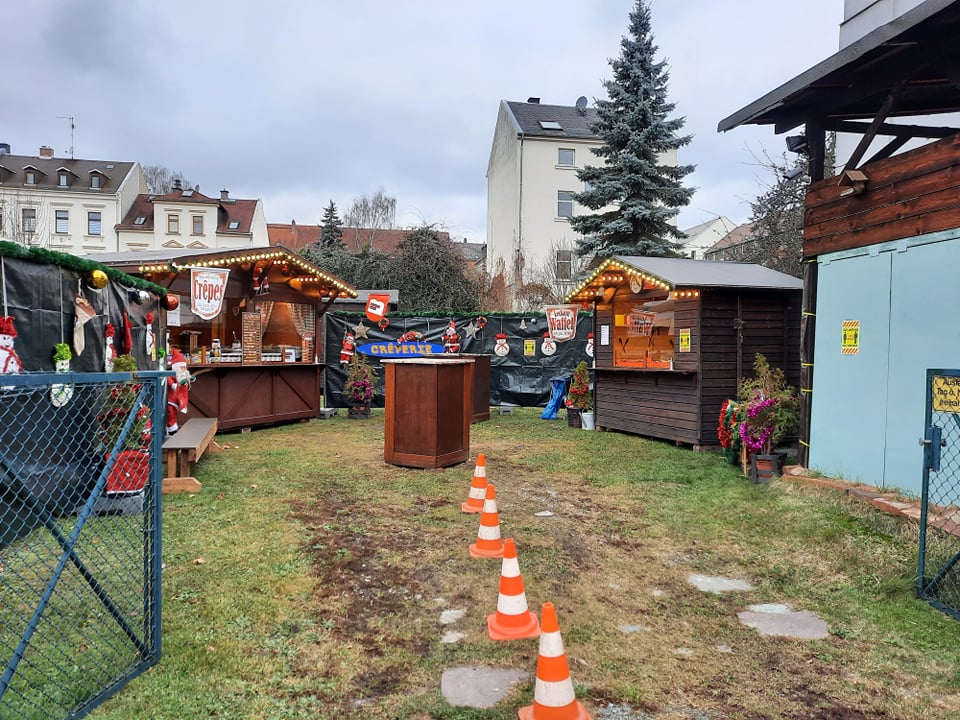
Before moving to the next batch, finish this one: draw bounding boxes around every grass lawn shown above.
[87,408,960,719]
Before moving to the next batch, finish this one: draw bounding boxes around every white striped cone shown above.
[487,538,540,640]
[517,602,591,720]
[461,453,488,513]
[469,482,504,558]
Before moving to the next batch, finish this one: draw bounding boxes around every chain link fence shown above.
[919,370,960,619]
[1,371,166,719]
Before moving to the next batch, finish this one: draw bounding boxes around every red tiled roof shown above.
[266,223,322,250]
[268,225,450,254]
[117,192,257,234]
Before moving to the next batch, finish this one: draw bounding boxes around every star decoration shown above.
[464,321,479,340]
[351,321,369,340]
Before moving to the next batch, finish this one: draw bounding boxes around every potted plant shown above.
[737,353,799,481]
[568,361,594,430]
[97,354,151,493]
[343,352,377,418]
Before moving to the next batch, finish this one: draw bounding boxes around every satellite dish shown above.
[575,96,588,114]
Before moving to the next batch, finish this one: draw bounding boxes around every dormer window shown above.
[25,170,36,185]
[90,174,102,189]
[58,173,69,187]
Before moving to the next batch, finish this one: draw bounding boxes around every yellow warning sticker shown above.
[841,320,860,355]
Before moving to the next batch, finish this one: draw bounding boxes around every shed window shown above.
[611,290,675,370]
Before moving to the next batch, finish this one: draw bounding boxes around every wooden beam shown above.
[842,76,910,173]
[866,136,911,163]
[825,119,959,138]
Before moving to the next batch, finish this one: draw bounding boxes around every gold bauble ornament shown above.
[89,269,109,289]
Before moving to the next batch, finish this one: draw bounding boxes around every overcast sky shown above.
[5,0,844,242]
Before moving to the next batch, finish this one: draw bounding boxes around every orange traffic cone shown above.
[469,482,504,558]
[461,453,488,513]
[487,538,540,640]
[517,602,591,720]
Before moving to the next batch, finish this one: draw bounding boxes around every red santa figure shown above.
[166,348,192,436]
[0,316,23,376]
[104,323,117,372]
[442,321,460,353]
[340,330,355,365]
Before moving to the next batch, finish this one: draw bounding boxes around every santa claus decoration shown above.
[340,330,356,366]
[104,323,117,372]
[541,331,556,356]
[442,321,461,353]
[252,264,270,295]
[0,316,23,376]
[166,348,192,436]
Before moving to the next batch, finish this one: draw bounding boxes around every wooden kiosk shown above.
[97,247,356,430]
[382,357,474,468]
[565,256,802,448]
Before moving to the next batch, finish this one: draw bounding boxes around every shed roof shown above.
[564,256,801,303]
[718,0,960,135]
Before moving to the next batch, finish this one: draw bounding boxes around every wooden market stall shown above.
[96,246,356,430]
[565,256,802,448]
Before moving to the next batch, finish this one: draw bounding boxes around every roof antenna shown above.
[57,115,75,159]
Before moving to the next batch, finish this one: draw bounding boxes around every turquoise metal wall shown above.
[809,231,960,496]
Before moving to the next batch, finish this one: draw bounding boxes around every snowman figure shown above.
[0,316,23,377]
[442,321,461,353]
[541,332,556,356]
[586,331,594,358]
[494,332,510,357]
[51,343,75,407]
[104,323,117,372]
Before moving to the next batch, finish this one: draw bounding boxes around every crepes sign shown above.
[544,304,579,342]
[191,267,230,320]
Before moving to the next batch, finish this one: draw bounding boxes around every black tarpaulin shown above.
[323,312,592,408]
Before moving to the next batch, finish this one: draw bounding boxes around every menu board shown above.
[242,312,262,365]
[301,334,315,363]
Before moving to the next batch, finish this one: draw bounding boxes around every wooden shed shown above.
[565,256,801,447]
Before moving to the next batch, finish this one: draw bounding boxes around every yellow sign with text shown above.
[841,320,860,355]
[679,328,691,353]
[933,375,960,413]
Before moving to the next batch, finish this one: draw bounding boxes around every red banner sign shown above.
[190,268,230,320]
[544,304,579,342]
[365,294,391,323]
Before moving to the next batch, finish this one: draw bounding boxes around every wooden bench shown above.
[161,418,219,493]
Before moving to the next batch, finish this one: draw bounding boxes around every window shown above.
[25,171,36,185]
[133,216,146,226]
[557,191,574,218]
[88,211,102,236]
[539,120,562,130]
[558,148,575,166]
[91,174,102,189]
[556,250,573,280]
[58,173,69,187]
[22,208,36,233]
[167,214,180,234]
[55,210,69,234]
[192,215,203,235]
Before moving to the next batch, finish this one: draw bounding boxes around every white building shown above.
[0,144,145,253]
[116,182,270,251]
[486,97,677,303]
[679,216,738,259]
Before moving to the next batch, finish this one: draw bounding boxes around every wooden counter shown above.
[184,363,321,431]
[382,358,473,469]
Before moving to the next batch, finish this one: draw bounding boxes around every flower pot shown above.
[348,405,371,419]
[567,407,582,428]
[750,454,780,483]
[580,411,596,430]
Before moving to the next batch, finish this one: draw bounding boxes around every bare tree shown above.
[143,165,194,194]
[540,239,588,302]
[343,188,396,251]
[0,192,50,247]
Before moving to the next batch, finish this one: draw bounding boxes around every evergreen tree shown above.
[319,200,344,249]
[571,0,694,259]
[393,226,481,313]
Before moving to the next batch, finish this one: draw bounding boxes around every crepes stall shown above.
[96,247,356,430]
[565,256,802,447]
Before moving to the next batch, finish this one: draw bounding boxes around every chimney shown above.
[39,146,54,158]
[0,143,10,156]
[527,97,540,104]
[220,188,230,201]
[172,178,182,191]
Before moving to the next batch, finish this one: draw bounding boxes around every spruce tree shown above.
[571,0,694,259]
[319,200,344,249]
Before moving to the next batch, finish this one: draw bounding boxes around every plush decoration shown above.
[74,295,96,355]
[166,349,192,436]
[0,316,23,376]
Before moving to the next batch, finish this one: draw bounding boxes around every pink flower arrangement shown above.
[738,395,779,454]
